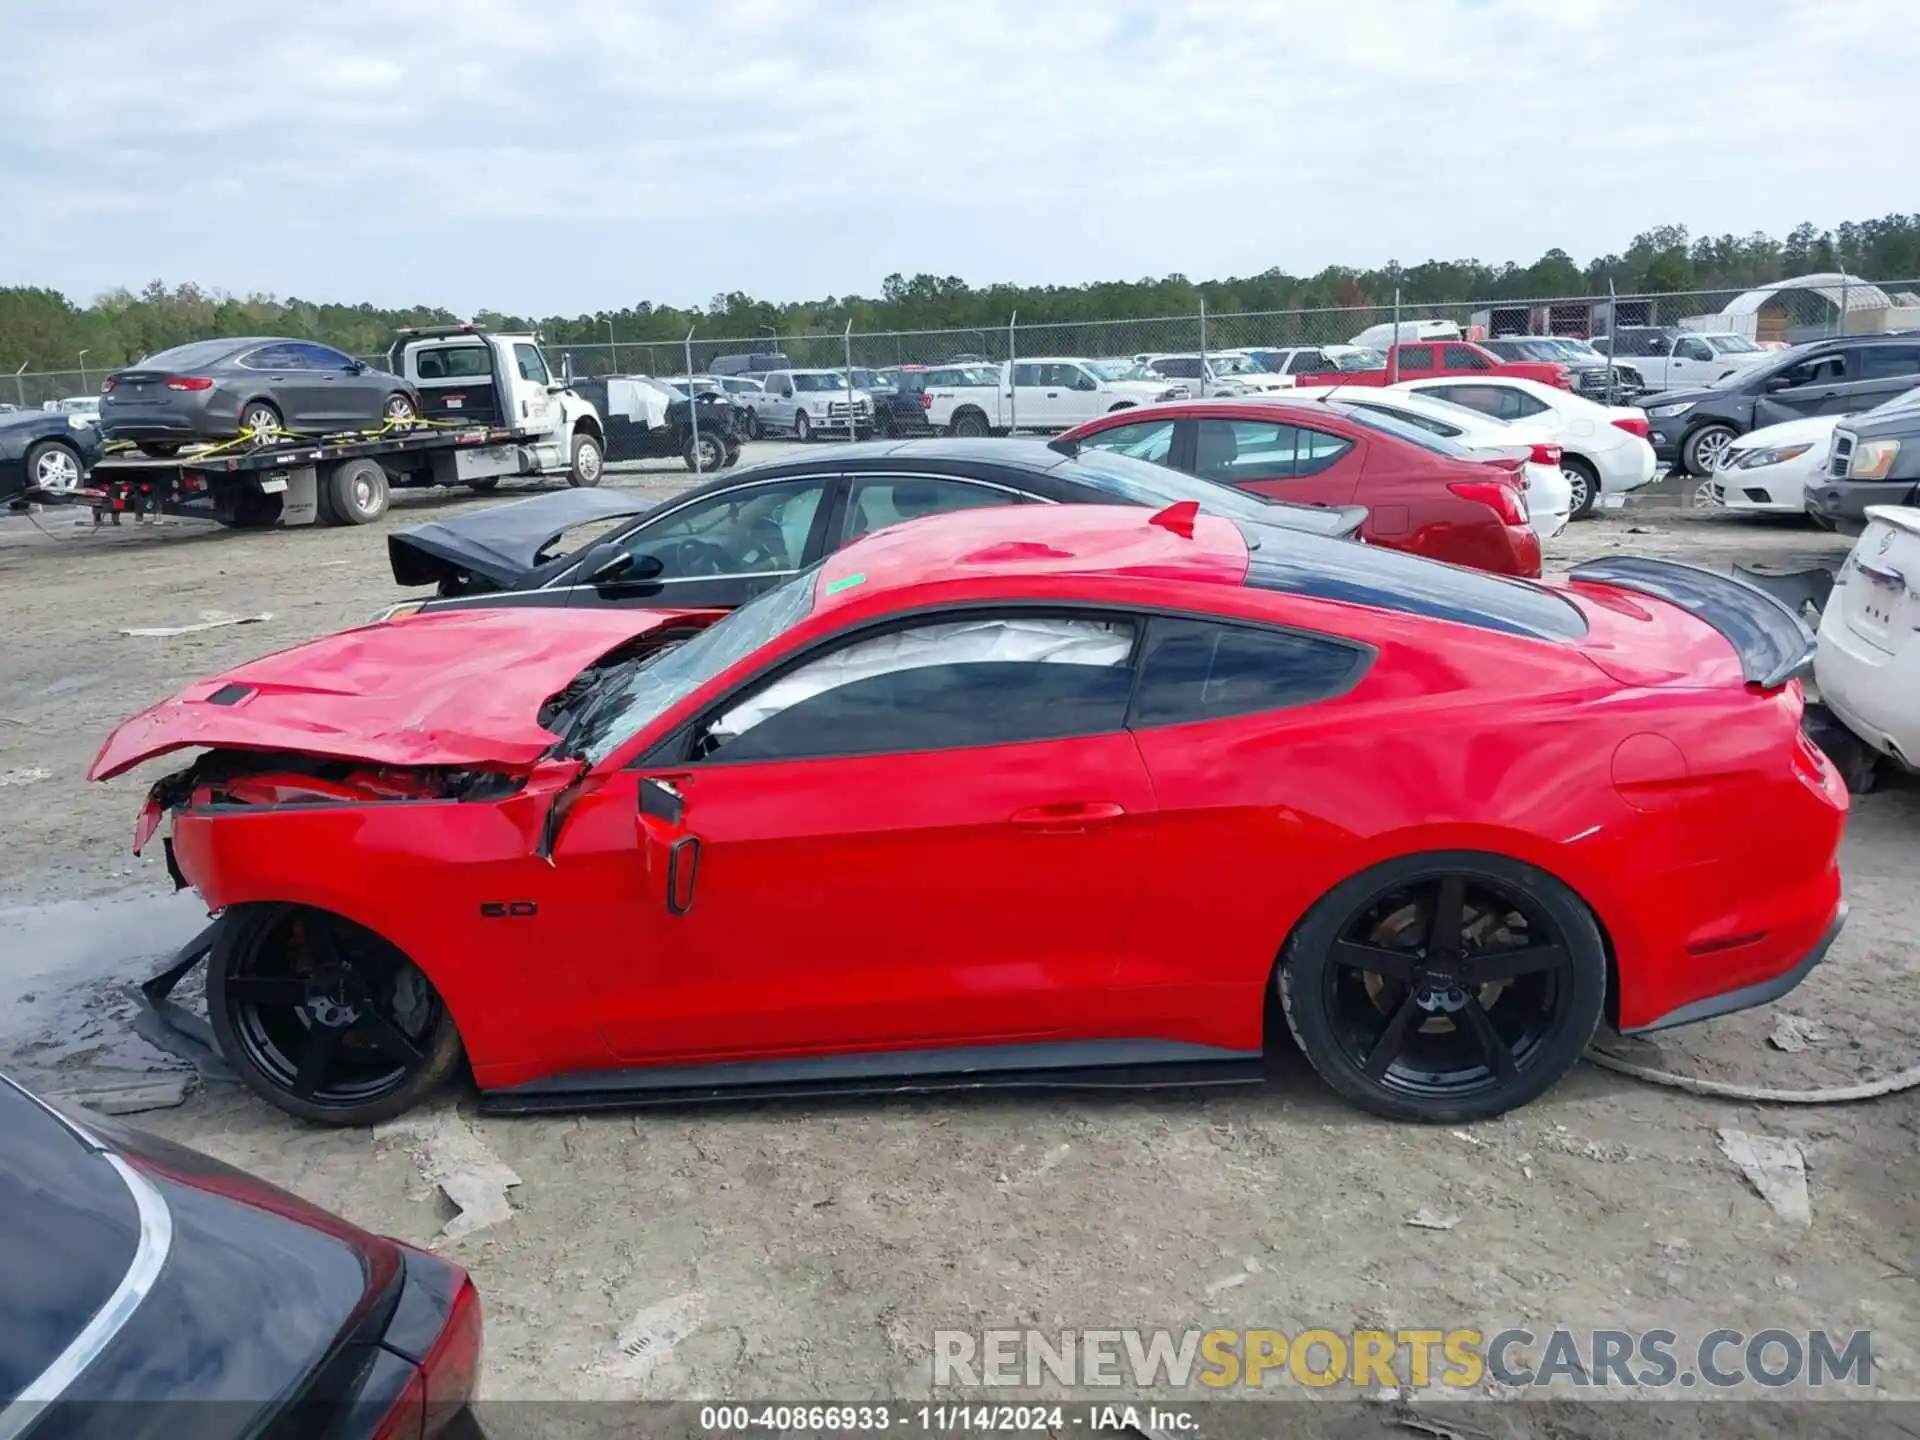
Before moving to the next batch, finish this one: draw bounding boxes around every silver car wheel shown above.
[34,446,81,491]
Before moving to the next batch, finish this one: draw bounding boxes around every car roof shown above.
[815,503,1249,611]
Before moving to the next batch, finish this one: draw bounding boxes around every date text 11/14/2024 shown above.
[697,1404,1196,1433]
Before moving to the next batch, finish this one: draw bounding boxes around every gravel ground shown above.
[1,452,1914,1413]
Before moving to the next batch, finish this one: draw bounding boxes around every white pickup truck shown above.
[924,358,1184,436]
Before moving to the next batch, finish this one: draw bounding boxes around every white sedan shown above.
[1711,415,1839,515]
[1390,375,1658,520]
[1815,505,1920,776]
[1268,386,1572,541]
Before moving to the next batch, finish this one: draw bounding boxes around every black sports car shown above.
[1,409,104,503]
[379,436,1368,617]
[568,374,741,473]
[0,1072,483,1439]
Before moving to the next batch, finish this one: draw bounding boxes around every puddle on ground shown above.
[0,887,211,1087]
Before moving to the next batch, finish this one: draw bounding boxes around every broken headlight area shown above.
[133,750,526,855]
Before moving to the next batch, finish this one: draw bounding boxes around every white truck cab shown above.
[924,358,1181,436]
[392,325,605,486]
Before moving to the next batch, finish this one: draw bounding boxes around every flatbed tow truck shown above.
[16,326,612,530]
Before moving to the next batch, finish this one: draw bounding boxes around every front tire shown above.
[23,439,84,492]
[1277,852,1606,1123]
[742,410,762,440]
[685,430,726,473]
[1561,457,1601,520]
[568,431,604,487]
[794,411,812,442]
[208,904,464,1126]
[1681,423,1738,477]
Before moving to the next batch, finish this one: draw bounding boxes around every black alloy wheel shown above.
[1280,854,1606,1122]
[208,904,464,1125]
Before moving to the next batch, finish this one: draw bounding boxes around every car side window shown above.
[1012,364,1045,387]
[1192,419,1353,484]
[1129,617,1367,728]
[1055,364,1097,390]
[1155,358,1203,379]
[1077,417,1176,464]
[1397,345,1436,369]
[1442,345,1491,370]
[243,344,307,370]
[1289,352,1335,375]
[697,614,1140,763]
[621,480,828,579]
[292,343,356,370]
[513,344,551,384]
[845,477,1019,542]
[1424,384,1510,419]
[1674,337,1713,362]
[1859,346,1920,380]
[1355,402,1456,437]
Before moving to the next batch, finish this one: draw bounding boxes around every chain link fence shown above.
[13,280,1919,409]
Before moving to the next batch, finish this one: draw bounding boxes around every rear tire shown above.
[1277,851,1607,1123]
[23,439,84,493]
[382,392,419,426]
[207,903,465,1127]
[1562,457,1601,520]
[568,432,604,487]
[240,401,283,446]
[325,457,391,525]
[949,410,989,439]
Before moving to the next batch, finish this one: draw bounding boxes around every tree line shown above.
[5,215,1917,376]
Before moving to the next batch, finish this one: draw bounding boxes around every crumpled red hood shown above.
[89,607,705,781]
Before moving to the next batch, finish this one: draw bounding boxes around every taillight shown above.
[165,376,214,391]
[920,392,932,409]
[100,378,116,395]
[1553,366,1574,390]
[1612,415,1650,439]
[422,1279,484,1433]
[1450,478,1528,526]
[1528,443,1563,466]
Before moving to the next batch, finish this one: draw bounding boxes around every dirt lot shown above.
[1,453,1915,1416]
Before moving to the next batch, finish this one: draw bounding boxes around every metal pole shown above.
[1007,311,1018,434]
[77,351,89,394]
[607,319,617,374]
[1198,298,1209,398]
[1605,279,1618,406]
[1387,287,1401,384]
[685,326,700,470]
[12,362,25,409]
[844,319,856,440]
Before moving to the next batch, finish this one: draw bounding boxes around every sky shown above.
[5,0,1917,317]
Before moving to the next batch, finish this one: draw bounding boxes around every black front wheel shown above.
[208,904,465,1126]
[1278,852,1606,1122]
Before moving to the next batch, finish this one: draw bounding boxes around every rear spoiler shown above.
[1568,556,1814,690]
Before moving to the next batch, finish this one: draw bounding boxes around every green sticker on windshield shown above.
[825,572,867,595]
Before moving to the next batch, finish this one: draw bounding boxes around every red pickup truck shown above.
[1292,341,1572,391]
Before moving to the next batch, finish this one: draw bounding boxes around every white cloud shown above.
[1,0,1914,314]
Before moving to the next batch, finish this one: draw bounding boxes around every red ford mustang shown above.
[1056,398,1544,577]
[91,503,1847,1126]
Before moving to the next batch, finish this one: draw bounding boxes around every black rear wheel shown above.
[208,904,464,1125]
[1279,853,1605,1122]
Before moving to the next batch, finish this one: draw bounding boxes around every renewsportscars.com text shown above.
[933,1327,1874,1391]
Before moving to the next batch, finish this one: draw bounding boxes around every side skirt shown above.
[479,1040,1265,1115]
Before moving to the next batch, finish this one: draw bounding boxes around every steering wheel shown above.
[662,538,732,576]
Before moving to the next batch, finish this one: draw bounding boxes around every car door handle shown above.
[1010,801,1126,833]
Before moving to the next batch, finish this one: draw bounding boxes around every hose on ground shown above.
[1583,1048,1920,1104]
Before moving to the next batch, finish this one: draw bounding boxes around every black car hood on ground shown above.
[1,1078,397,1439]
[389,488,655,589]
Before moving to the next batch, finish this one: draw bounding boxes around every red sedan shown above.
[92,503,1846,1127]
[1056,398,1543,576]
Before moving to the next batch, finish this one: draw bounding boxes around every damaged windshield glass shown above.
[563,567,821,763]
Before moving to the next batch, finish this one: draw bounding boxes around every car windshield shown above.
[1210,354,1261,376]
[791,373,847,392]
[1331,348,1388,372]
[1061,448,1303,525]
[135,339,245,370]
[1337,406,1477,458]
[1554,339,1604,360]
[1864,383,1920,419]
[1706,334,1762,354]
[572,569,821,763]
